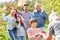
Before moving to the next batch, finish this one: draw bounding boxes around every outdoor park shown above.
[0,0,60,40]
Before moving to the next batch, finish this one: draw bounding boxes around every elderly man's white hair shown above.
[34,2,40,8]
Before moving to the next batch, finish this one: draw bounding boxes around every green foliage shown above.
[0,8,10,40]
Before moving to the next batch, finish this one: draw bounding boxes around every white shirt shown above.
[2,13,16,30]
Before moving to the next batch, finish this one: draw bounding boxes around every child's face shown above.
[31,22,37,28]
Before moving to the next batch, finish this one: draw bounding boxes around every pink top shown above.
[27,28,46,40]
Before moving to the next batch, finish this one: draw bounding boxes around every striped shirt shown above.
[48,20,60,40]
[27,28,42,40]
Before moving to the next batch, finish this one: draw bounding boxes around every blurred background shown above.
[0,0,60,40]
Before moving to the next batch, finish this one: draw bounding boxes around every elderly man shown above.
[34,3,48,31]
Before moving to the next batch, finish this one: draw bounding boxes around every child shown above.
[16,15,26,40]
[27,18,46,40]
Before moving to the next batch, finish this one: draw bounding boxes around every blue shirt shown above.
[2,13,16,30]
[34,10,48,27]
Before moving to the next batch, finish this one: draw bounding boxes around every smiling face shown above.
[11,9,16,16]
[31,22,37,28]
[29,19,37,28]
[24,6,28,11]
[24,4,29,12]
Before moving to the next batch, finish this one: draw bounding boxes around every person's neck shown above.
[25,10,28,13]
[37,9,41,12]
[11,15,15,18]
[31,26,36,29]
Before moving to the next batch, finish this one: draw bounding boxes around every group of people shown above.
[2,2,60,40]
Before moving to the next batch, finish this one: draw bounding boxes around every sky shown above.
[0,0,32,4]
[0,0,14,4]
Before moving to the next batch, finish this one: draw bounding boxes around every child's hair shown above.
[18,16,24,26]
[18,16,26,30]
[29,18,37,25]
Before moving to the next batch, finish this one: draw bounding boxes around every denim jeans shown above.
[8,29,17,40]
[39,27,45,40]
[17,36,26,40]
[39,27,45,31]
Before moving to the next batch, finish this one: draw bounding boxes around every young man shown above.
[18,4,33,29]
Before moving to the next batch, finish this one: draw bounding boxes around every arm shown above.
[46,22,54,40]
[2,13,8,20]
[18,15,24,22]
[46,34,52,40]
[17,10,22,15]
[43,11,48,20]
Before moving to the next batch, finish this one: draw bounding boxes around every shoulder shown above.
[29,11,32,13]
[48,21,56,28]
[6,15,11,18]
[27,28,32,33]
[36,28,42,31]
[34,12,37,15]
[21,11,25,14]
[36,28,40,30]
[27,28,31,31]
[41,9,45,13]
[28,11,32,15]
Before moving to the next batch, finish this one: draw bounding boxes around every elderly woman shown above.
[49,9,58,22]
[46,16,60,40]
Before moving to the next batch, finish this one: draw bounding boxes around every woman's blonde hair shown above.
[29,18,37,25]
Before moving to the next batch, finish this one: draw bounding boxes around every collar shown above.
[24,11,29,14]
[37,9,41,13]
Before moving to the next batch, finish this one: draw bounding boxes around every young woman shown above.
[2,9,17,40]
